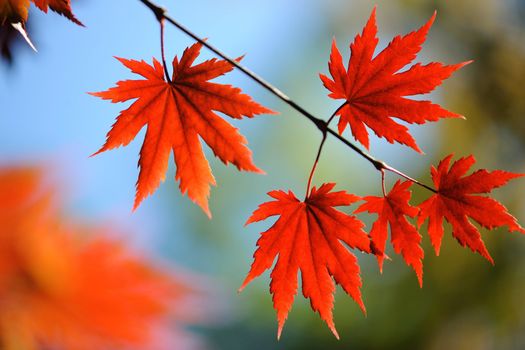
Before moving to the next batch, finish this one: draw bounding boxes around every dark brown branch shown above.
[137,0,437,194]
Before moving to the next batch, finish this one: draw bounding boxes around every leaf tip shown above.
[276,328,283,341]
[132,198,141,212]
[238,275,252,292]
[329,326,340,340]
[360,303,367,317]
[417,271,424,288]
[266,108,280,116]
[277,320,287,340]
[462,59,474,67]
[488,256,495,266]
[428,10,437,25]
[89,145,107,158]
[413,143,424,154]
[433,246,441,257]
[201,205,212,219]
[253,167,266,175]
[370,5,377,18]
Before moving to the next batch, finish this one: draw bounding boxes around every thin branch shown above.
[383,164,437,193]
[138,0,165,20]
[137,0,437,194]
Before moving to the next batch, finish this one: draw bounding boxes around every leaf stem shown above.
[137,0,437,194]
[305,103,346,199]
[381,169,387,197]
[138,0,324,127]
[159,19,171,83]
[305,134,327,199]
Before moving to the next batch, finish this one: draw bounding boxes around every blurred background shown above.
[1,0,524,349]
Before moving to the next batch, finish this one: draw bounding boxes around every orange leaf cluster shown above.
[243,156,523,338]
[0,167,202,349]
[239,9,523,337]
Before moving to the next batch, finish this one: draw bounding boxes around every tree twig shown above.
[137,0,437,194]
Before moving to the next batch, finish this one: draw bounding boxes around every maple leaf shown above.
[0,166,41,209]
[0,0,30,23]
[319,8,470,152]
[31,0,83,25]
[0,1,34,54]
[0,166,206,349]
[356,180,424,286]
[1,0,81,62]
[240,183,372,339]
[418,154,525,263]
[91,42,274,216]
[0,0,82,25]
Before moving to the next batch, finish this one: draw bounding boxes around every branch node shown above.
[313,118,327,134]
[139,0,166,22]
[373,160,386,171]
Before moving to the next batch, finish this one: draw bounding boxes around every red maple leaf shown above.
[418,154,525,263]
[91,42,274,216]
[319,7,470,152]
[356,180,424,286]
[31,0,82,25]
[240,183,372,339]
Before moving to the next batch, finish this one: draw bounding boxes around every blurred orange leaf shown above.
[0,166,204,349]
[32,0,82,25]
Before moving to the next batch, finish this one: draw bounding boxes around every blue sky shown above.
[0,0,447,267]
[0,0,326,215]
